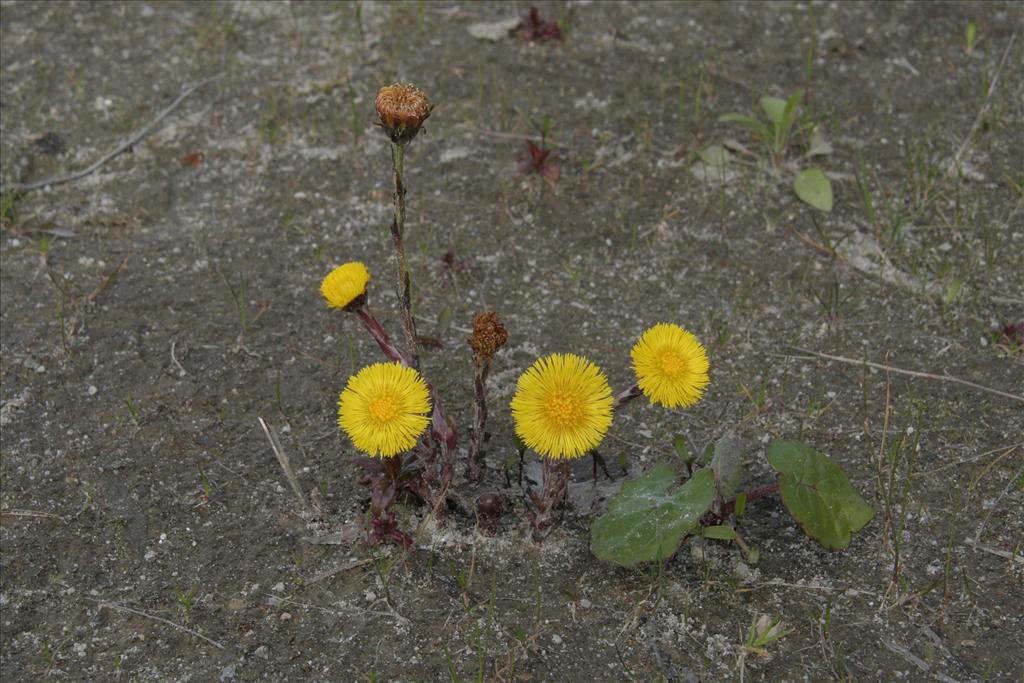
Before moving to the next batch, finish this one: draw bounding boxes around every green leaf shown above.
[591,465,715,567]
[710,432,745,500]
[719,113,770,139]
[767,441,875,550]
[794,168,833,212]
[734,492,747,518]
[673,434,692,464]
[699,144,731,167]
[760,96,788,125]
[702,525,737,541]
[780,90,804,132]
[698,442,715,466]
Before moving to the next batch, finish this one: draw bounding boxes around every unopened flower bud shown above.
[375,84,431,145]
[469,312,508,362]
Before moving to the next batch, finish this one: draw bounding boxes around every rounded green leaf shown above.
[591,465,715,567]
[794,168,833,212]
[768,441,874,550]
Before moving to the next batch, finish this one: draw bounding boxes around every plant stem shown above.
[389,142,419,370]
[468,358,491,480]
[721,482,780,518]
[613,383,641,409]
[530,458,570,541]
[355,305,407,365]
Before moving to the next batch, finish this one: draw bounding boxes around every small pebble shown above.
[87,385,98,396]
[279,612,292,621]
[552,634,563,645]
[254,645,269,659]
[272,582,285,592]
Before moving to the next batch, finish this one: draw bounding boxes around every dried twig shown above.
[302,558,373,584]
[964,537,1024,565]
[0,509,65,521]
[88,599,225,650]
[170,341,187,377]
[258,416,309,511]
[1,75,220,194]
[788,347,1024,404]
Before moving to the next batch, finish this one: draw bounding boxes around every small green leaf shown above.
[734,492,747,518]
[514,433,527,452]
[702,525,737,541]
[760,96,788,125]
[673,434,692,464]
[780,90,804,133]
[768,441,875,550]
[719,113,771,139]
[698,442,715,466]
[700,145,731,167]
[591,465,715,567]
[794,168,833,212]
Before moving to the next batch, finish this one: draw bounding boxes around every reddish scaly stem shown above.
[720,481,780,518]
[355,306,407,365]
[529,458,570,541]
[467,357,491,480]
[613,383,642,409]
[388,143,420,370]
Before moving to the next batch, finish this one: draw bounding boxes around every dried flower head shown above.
[510,353,613,459]
[320,261,370,311]
[469,312,508,361]
[375,84,431,145]
[631,323,710,408]
[338,362,432,458]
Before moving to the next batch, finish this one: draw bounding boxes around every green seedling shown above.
[197,467,212,500]
[124,396,139,424]
[720,90,804,166]
[174,586,196,617]
[964,20,978,54]
[738,613,792,680]
[0,192,19,227]
[720,90,834,211]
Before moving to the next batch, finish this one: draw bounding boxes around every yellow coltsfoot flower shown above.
[320,261,370,310]
[338,362,431,457]
[510,353,613,459]
[631,323,710,408]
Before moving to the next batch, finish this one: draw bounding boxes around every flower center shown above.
[369,395,399,423]
[546,391,583,427]
[659,350,686,378]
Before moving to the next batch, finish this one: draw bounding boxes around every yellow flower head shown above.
[338,362,431,457]
[631,323,710,408]
[320,262,370,310]
[510,353,614,459]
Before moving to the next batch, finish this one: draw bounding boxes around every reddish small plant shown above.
[437,249,466,276]
[518,139,560,187]
[518,7,562,42]
[991,321,1023,354]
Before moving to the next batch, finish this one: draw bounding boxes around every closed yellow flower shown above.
[320,262,370,310]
